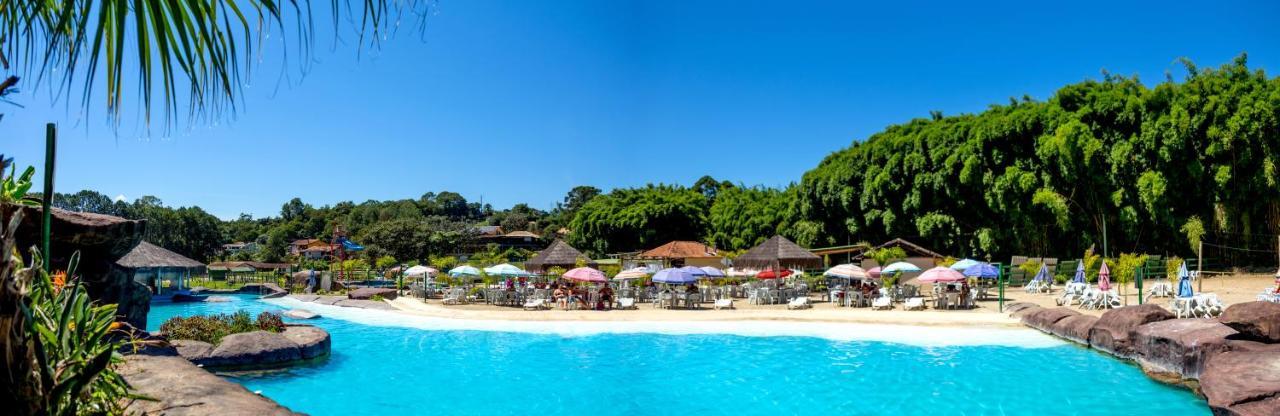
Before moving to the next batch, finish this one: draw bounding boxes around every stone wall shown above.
[1014,301,1280,416]
[11,206,149,328]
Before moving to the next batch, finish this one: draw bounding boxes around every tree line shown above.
[46,56,1279,266]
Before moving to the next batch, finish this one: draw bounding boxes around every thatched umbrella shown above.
[733,235,822,271]
[524,240,596,274]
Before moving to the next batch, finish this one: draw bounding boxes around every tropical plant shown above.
[158,310,284,345]
[1,1,433,127]
[1166,256,1184,288]
[867,247,906,267]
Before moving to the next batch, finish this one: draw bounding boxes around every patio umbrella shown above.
[483,263,528,277]
[699,266,726,278]
[613,267,649,280]
[755,269,794,279]
[824,264,870,279]
[1031,263,1050,284]
[563,267,607,282]
[949,259,981,271]
[448,265,482,278]
[867,266,882,279]
[1071,261,1086,284]
[1177,261,1193,298]
[653,267,701,284]
[882,262,921,274]
[918,266,966,283]
[962,263,1000,279]
[726,267,757,277]
[1098,261,1112,291]
[404,265,438,278]
[677,266,709,277]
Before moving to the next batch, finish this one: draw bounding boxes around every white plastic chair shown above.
[787,296,811,310]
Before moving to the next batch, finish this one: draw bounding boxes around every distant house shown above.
[288,238,334,259]
[116,241,205,298]
[288,239,324,256]
[629,240,724,269]
[220,241,259,255]
[473,226,504,237]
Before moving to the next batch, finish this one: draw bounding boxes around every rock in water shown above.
[1219,301,1280,344]
[347,287,398,300]
[1087,304,1174,358]
[283,309,319,319]
[1200,350,1280,415]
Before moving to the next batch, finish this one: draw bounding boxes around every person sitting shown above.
[598,285,614,310]
[686,283,699,294]
[553,287,568,309]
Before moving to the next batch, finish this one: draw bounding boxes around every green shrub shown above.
[159,311,285,344]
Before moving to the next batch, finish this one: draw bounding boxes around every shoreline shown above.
[267,295,1065,348]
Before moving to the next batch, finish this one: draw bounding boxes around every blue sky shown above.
[6,0,1279,220]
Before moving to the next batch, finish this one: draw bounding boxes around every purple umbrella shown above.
[653,268,701,284]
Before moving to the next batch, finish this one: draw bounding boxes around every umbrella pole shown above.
[998,263,1005,313]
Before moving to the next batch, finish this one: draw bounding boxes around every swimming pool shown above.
[147,296,1208,415]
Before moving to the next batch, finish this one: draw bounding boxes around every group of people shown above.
[549,282,614,310]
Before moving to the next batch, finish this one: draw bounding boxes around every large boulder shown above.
[348,287,397,300]
[1011,305,1044,319]
[1021,307,1080,332]
[1132,319,1237,380]
[1200,350,1280,416]
[198,331,302,368]
[121,355,300,415]
[171,339,214,361]
[12,206,148,328]
[1220,301,1280,344]
[333,298,395,310]
[1048,314,1098,345]
[283,309,320,320]
[282,325,331,359]
[1087,304,1175,357]
[1004,302,1038,314]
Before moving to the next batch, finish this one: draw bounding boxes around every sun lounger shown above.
[618,297,637,310]
[786,296,811,310]
[714,298,734,310]
[904,297,924,311]
[872,296,892,310]
[522,298,548,310]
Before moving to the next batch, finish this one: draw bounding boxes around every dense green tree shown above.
[568,184,709,255]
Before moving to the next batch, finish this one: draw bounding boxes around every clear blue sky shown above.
[6,0,1279,220]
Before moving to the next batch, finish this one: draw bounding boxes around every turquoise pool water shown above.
[148,296,1208,415]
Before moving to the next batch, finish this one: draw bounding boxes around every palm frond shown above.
[0,0,434,130]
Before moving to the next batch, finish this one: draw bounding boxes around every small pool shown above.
[148,297,1208,415]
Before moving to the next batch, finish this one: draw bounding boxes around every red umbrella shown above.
[756,269,794,279]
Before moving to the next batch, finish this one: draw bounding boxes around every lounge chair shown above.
[714,298,735,310]
[872,296,892,310]
[522,298,548,310]
[442,289,464,305]
[786,296,811,310]
[904,297,924,311]
[617,297,637,310]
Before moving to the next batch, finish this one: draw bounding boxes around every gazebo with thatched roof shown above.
[115,241,206,297]
[733,235,822,271]
[525,240,596,274]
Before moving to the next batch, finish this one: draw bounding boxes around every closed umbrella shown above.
[1071,261,1086,284]
[824,264,870,279]
[653,267,701,284]
[962,263,1000,279]
[882,262,921,274]
[563,267,606,282]
[1098,261,1112,291]
[918,266,966,283]
[1031,263,1050,284]
[949,259,981,271]
[1177,261,1193,298]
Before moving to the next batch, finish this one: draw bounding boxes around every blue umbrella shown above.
[949,259,981,271]
[1032,263,1050,283]
[698,266,726,278]
[1071,261,1086,284]
[962,262,1000,279]
[653,268,701,284]
[1177,261,1194,298]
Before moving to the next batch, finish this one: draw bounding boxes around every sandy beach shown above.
[376,273,1277,327]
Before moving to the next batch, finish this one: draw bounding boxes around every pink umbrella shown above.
[563,267,606,282]
[917,266,966,283]
[1098,261,1111,291]
[868,267,882,279]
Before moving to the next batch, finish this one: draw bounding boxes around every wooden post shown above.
[1197,240,1204,293]
[41,123,56,272]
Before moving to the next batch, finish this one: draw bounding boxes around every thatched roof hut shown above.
[116,241,205,271]
[525,240,595,273]
[733,235,822,270]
